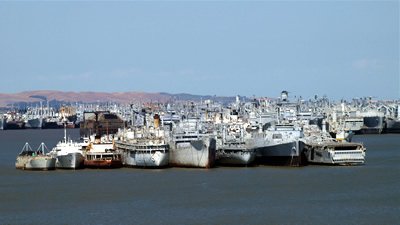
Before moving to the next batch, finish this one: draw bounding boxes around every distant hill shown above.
[0,90,236,108]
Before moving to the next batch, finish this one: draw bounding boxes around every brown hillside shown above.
[0,90,173,107]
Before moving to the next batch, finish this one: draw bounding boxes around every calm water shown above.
[0,129,399,224]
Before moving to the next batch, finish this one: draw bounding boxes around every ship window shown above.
[273,134,282,139]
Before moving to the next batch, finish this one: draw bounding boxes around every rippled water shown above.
[0,129,399,224]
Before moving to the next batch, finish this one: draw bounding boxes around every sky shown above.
[0,1,399,100]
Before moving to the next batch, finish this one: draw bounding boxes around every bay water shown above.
[0,129,399,224]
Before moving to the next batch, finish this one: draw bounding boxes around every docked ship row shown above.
[16,91,383,170]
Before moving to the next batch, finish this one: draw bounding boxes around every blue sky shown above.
[0,1,398,99]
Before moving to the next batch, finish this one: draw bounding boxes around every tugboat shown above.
[15,142,56,170]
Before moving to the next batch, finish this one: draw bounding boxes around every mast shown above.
[64,120,67,143]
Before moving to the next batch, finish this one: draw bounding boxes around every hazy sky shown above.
[0,1,398,99]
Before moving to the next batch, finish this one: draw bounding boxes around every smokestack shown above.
[154,114,160,128]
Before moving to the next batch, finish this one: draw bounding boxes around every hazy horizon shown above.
[1,1,399,100]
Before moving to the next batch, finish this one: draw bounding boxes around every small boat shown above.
[84,135,123,169]
[16,142,56,170]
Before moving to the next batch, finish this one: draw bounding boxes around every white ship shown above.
[49,127,87,169]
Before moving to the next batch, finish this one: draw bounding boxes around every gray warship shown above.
[168,118,216,168]
[115,115,169,168]
[255,124,305,166]
[216,122,256,166]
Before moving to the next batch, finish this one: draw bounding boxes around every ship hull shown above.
[384,118,400,133]
[116,141,169,168]
[357,116,384,134]
[216,148,256,166]
[16,156,56,170]
[169,138,216,168]
[84,159,122,168]
[122,150,169,167]
[5,121,25,130]
[255,140,304,166]
[42,121,62,129]
[26,118,43,129]
[56,153,85,169]
[303,142,365,165]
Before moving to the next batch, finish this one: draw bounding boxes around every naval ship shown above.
[358,111,385,134]
[255,124,305,166]
[216,122,256,166]
[302,124,366,165]
[168,118,216,168]
[115,115,169,168]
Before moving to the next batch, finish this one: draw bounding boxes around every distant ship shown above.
[385,117,400,133]
[356,107,385,134]
[25,117,43,129]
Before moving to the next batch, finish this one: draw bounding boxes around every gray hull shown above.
[16,156,56,170]
[56,153,84,169]
[26,118,43,129]
[169,138,216,168]
[116,141,169,167]
[357,116,384,134]
[256,141,304,166]
[216,148,256,166]
[121,150,169,167]
[385,118,400,133]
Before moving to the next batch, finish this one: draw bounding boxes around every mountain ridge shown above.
[0,90,235,107]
